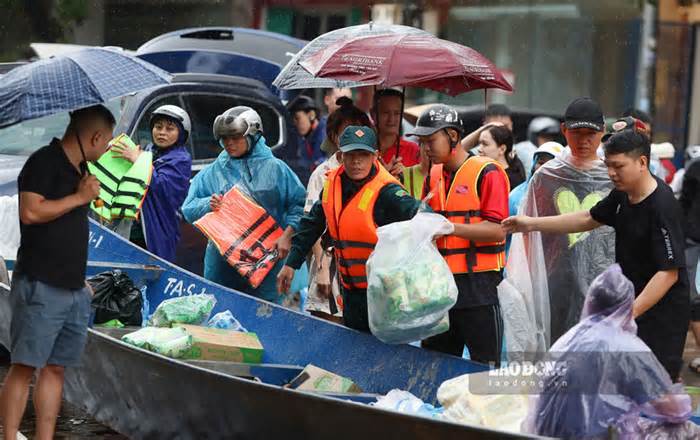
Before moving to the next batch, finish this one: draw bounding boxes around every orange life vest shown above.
[194,187,283,288]
[427,156,509,274]
[322,162,399,290]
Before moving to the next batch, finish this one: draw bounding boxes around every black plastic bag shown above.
[88,270,143,326]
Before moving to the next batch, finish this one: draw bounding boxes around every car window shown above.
[0,99,123,156]
[133,95,184,149]
[182,94,281,161]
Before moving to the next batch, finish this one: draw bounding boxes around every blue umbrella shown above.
[0,47,172,129]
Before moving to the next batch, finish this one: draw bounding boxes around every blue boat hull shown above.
[83,219,487,402]
[61,326,536,439]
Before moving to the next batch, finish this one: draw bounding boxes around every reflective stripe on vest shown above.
[321,162,400,290]
[427,156,509,274]
[193,187,283,289]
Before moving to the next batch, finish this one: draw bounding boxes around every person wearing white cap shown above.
[509,141,565,216]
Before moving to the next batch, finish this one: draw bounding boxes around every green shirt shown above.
[286,168,426,270]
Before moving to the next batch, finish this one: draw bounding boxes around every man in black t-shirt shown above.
[504,128,690,380]
[0,105,114,440]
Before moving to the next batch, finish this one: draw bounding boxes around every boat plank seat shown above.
[3,259,164,282]
[185,360,305,386]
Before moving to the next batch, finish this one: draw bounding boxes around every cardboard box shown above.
[175,324,263,363]
[291,364,362,393]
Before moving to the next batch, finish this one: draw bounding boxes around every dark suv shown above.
[117,73,294,173]
[0,72,295,194]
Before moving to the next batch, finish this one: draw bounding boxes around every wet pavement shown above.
[0,365,128,439]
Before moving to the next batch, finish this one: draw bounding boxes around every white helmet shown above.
[534,141,565,158]
[687,145,700,161]
[150,105,191,141]
[528,116,560,144]
[213,106,263,141]
[651,142,675,159]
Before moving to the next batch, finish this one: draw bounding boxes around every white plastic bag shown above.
[0,195,20,259]
[437,373,530,434]
[372,389,443,419]
[497,278,537,361]
[366,212,457,344]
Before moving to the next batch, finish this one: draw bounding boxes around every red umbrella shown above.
[299,33,512,96]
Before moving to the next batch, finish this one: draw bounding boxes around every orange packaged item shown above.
[194,187,282,288]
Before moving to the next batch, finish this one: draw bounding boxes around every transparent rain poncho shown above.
[524,264,696,439]
[506,150,615,351]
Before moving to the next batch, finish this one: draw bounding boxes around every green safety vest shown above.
[111,151,153,220]
[88,148,153,221]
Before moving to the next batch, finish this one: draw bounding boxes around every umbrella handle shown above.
[397,86,406,158]
[75,126,105,209]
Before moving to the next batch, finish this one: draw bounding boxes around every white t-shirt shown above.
[304,154,341,213]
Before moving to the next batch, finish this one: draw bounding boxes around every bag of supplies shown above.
[366,212,457,344]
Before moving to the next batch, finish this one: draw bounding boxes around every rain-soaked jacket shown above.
[525,264,694,439]
[139,143,191,262]
[182,135,306,302]
[506,150,615,351]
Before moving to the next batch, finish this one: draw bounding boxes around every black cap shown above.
[406,104,462,137]
[287,95,317,113]
[564,97,604,132]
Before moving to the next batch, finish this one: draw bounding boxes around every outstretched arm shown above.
[502,210,601,235]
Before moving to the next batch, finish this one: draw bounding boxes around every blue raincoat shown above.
[139,142,192,262]
[182,135,306,302]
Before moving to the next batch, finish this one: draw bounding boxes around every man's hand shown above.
[388,156,405,177]
[501,215,535,234]
[276,265,295,294]
[381,156,404,177]
[210,194,223,212]
[85,281,94,297]
[110,140,142,163]
[275,233,292,260]
[76,175,101,204]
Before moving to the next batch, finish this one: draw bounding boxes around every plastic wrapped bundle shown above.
[0,195,19,259]
[194,186,282,288]
[437,373,530,433]
[367,212,457,344]
[122,327,193,359]
[149,294,216,327]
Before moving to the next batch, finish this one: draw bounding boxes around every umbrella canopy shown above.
[272,23,431,90]
[0,47,172,128]
[299,33,512,96]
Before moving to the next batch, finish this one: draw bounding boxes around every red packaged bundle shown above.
[194,187,282,288]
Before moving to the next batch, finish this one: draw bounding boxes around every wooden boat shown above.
[0,221,541,439]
